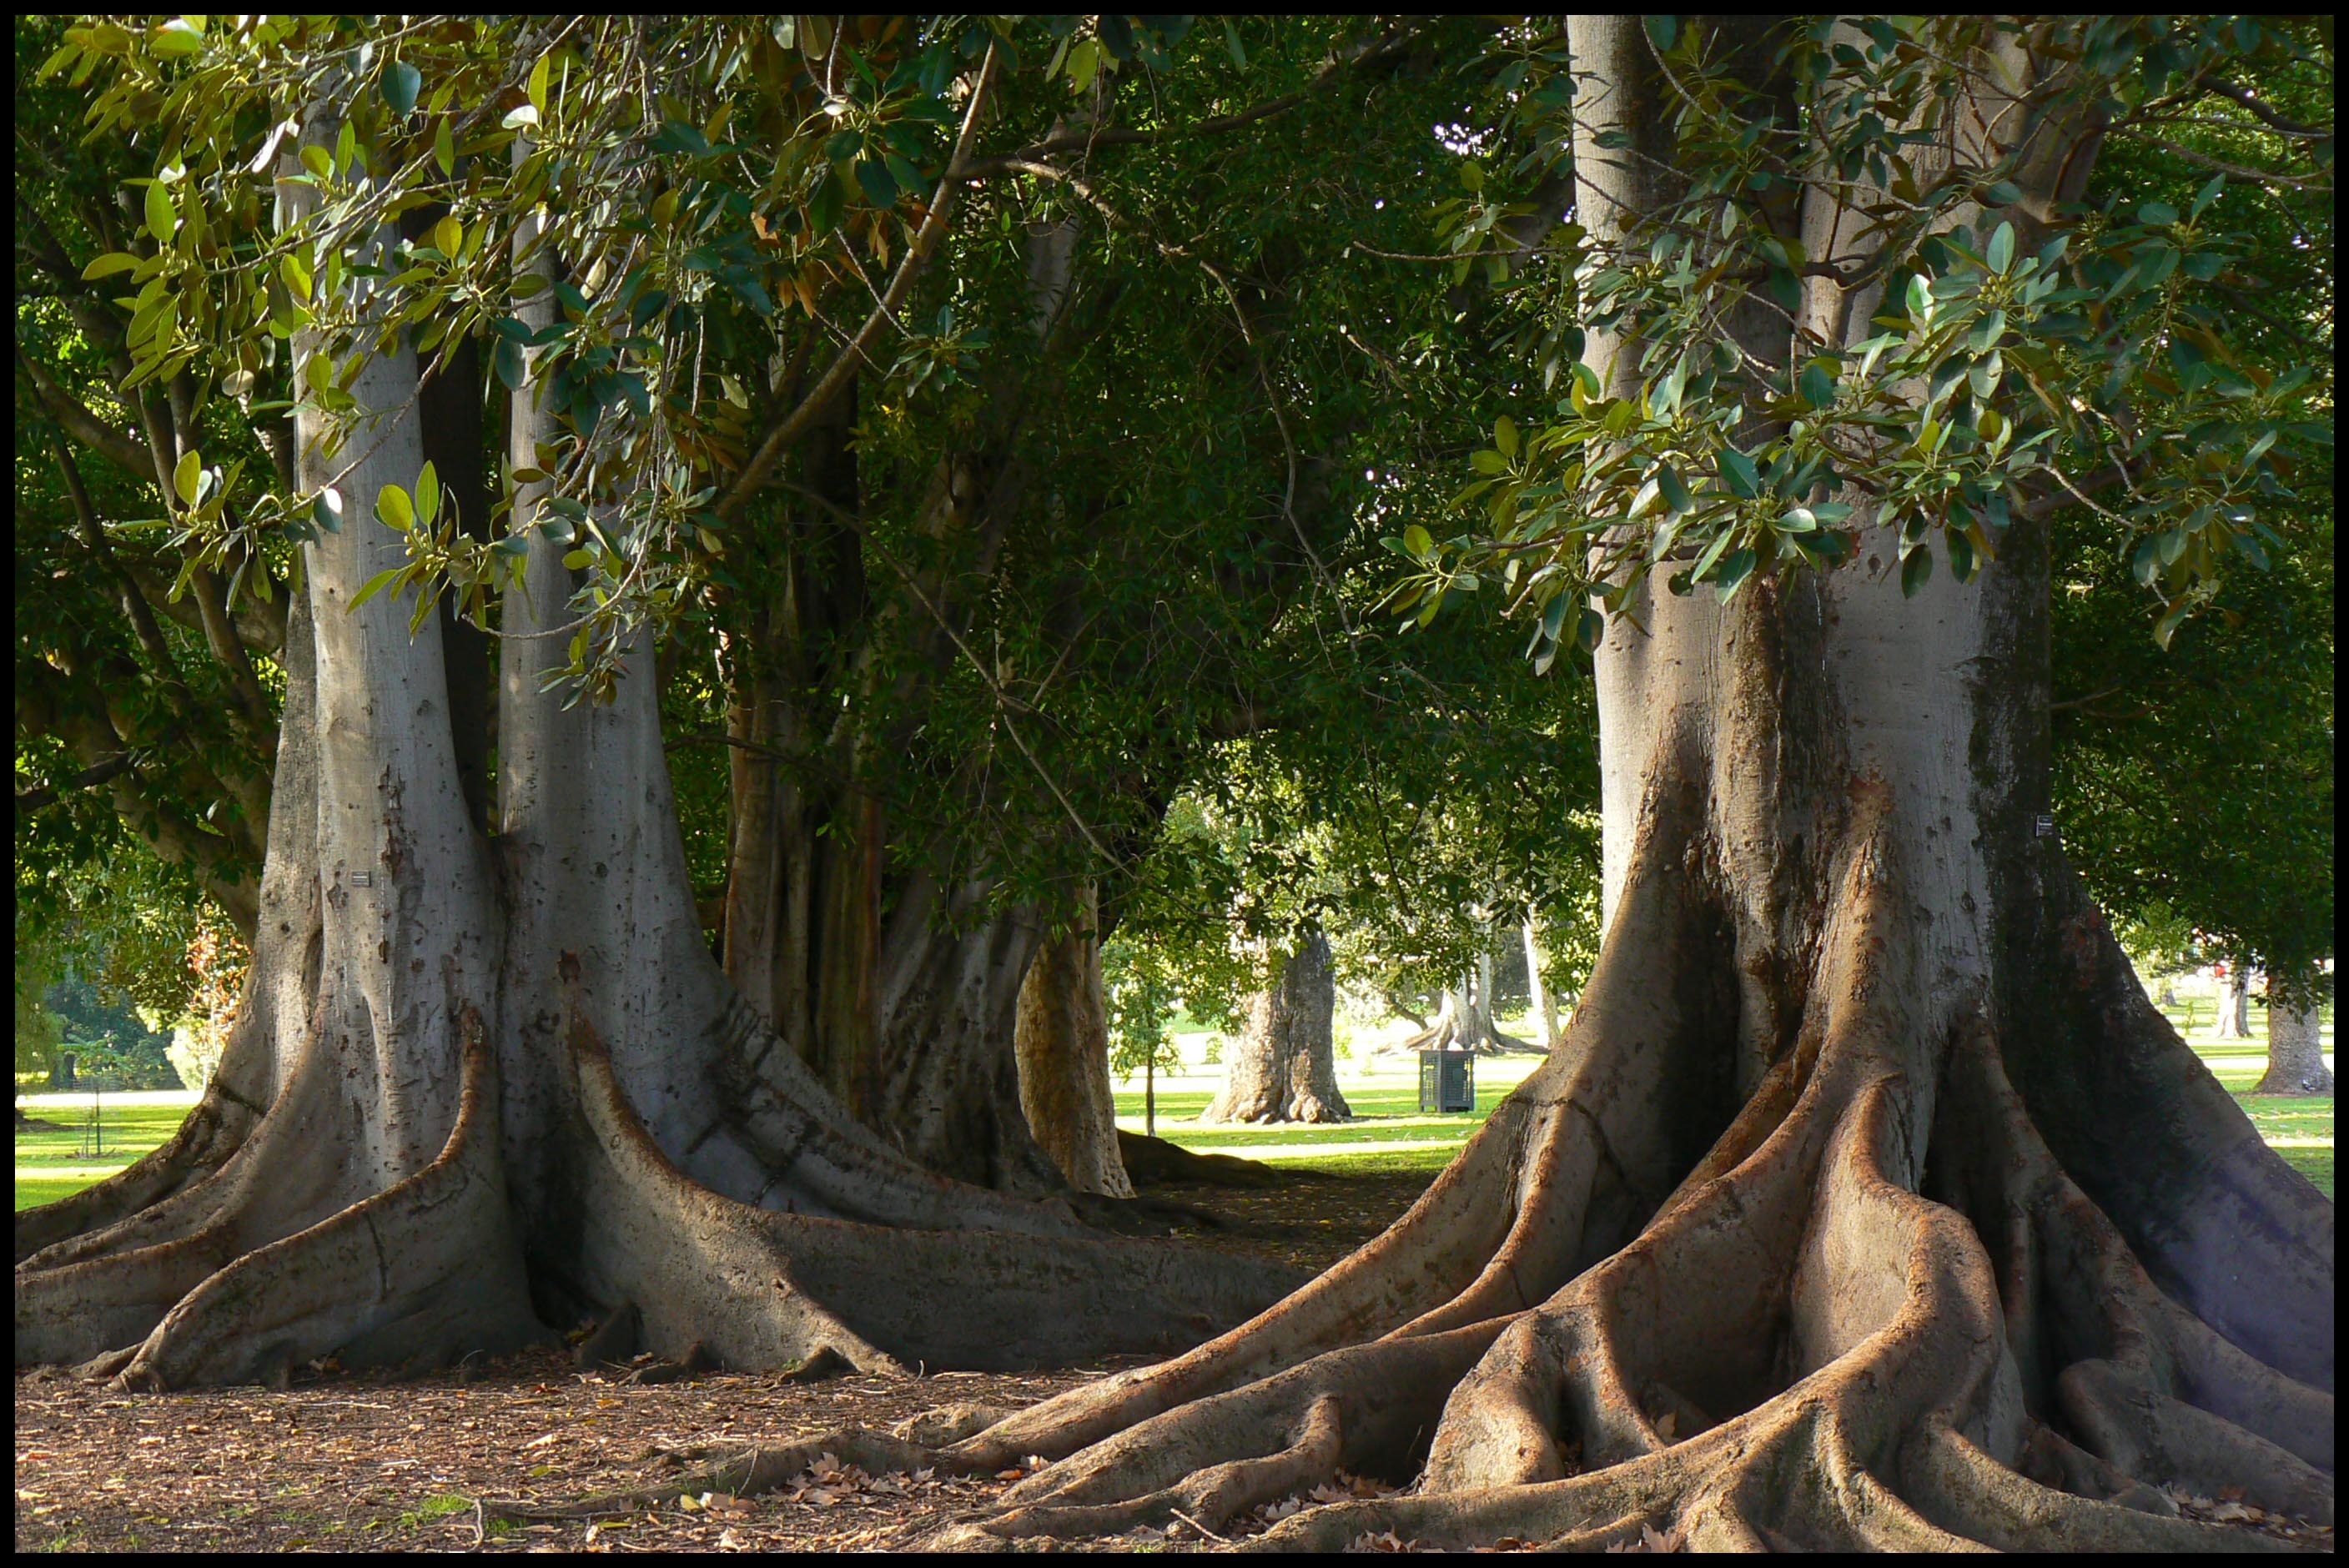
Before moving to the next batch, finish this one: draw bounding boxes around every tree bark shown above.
[1522,919,1561,1049]
[853,23,2331,1551]
[1397,952,1536,1055]
[2256,966,2333,1097]
[1199,923,1350,1126]
[13,129,1300,1387]
[2216,967,2253,1039]
[1014,889,1134,1196]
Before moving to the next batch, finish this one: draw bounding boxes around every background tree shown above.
[872,18,2336,1550]
[18,13,1485,1387]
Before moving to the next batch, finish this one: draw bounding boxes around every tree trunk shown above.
[1199,924,1351,1125]
[876,24,2332,1550]
[2216,967,2253,1039]
[1014,889,1134,1196]
[2256,967,2333,1097]
[1397,955,1536,1055]
[1522,919,1561,1049]
[13,138,1301,1386]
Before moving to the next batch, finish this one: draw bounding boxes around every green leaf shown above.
[80,252,142,280]
[1985,221,2014,274]
[492,534,532,556]
[415,461,441,528]
[2189,173,2225,219]
[1470,449,1507,475]
[381,58,421,116]
[1222,19,1247,68]
[502,103,540,130]
[312,488,344,534]
[561,549,595,570]
[376,483,415,533]
[1718,446,1760,498]
[1643,15,1680,52]
[1713,547,1757,601]
[349,567,404,611]
[538,517,576,545]
[173,449,203,505]
[1797,361,1836,409]
[144,181,177,242]
[1900,544,1933,597]
[152,17,204,57]
[2138,201,2178,227]
[279,251,311,301]
[1577,606,1606,652]
[1778,506,1818,532]
[1493,415,1518,460]
[528,52,552,113]
[299,143,332,181]
[1947,526,1976,583]
[1657,465,1694,515]
[495,338,526,391]
[854,157,898,208]
[1402,524,1434,557]
[435,117,456,178]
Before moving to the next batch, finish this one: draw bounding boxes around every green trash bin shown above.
[1419,1048,1475,1113]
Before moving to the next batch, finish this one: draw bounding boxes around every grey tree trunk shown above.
[1014,888,1134,1196]
[1199,924,1350,1125]
[2256,966,2333,1097]
[11,124,1300,1387]
[907,22,2333,1551]
[1522,919,1561,1049]
[1399,949,1535,1055]
[2216,967,2253,1039]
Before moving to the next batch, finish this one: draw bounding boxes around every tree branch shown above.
[16,346,156,479]
[53,438,181,677]
[13,751,137,813]
[717,43,999,520]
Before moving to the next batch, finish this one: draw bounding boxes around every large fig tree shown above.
[817,17,2331,1550]
[16,13,1462,1385]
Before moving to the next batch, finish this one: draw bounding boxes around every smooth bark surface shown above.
[1199,925,1351,1126]
[721,23,2330,1550]
[13,154,1300,1386]
[2217,970,2253,1039]
[1014,891,1134,1197]
[2256,969,2333,1097]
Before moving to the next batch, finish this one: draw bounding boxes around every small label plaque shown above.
[2034,814,2055,838]
[350,871,373,887]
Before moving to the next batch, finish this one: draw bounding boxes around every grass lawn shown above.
[14,1098,197,1211]
[16,999,2332,1209]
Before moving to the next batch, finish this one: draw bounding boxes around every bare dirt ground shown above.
[14,1171,1431,1554]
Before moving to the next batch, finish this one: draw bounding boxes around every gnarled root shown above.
[117,1012,541,1388]
[898,815,2332,1551]
[559,998,1308,1379]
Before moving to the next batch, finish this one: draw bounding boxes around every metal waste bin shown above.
[1418,1048,1475,1113]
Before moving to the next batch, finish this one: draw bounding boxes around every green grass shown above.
[17,1013,2331,1207]
[14,1101,194,1210]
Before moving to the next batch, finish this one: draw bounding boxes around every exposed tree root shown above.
[753,811,2329,1553]
[557,989,1306,1378]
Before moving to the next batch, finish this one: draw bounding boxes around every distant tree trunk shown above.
[1014,890,1134,1197]
[2216,967,2252,1039]
[1522,921,1561,1049]
[1199,925,1350,1124]
[1398,952,1536,1056]
[2256,967,2334,1097]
